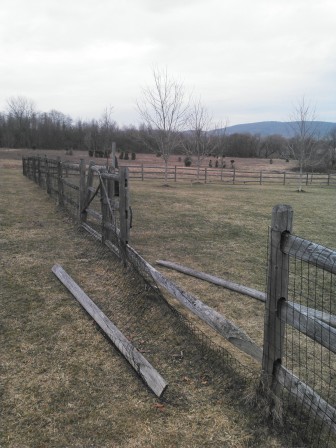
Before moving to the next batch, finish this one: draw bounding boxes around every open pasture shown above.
[1,150,335,447]
[129,180,335,357]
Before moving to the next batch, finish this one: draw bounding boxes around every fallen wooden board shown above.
[52,264,168,397]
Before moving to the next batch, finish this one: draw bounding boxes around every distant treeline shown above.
[1,97,335,170]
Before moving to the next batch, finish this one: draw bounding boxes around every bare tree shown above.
[288,97,317,191]
[137,68,190,183]
[184,100,226,181]
[99,105,117,154]
[6,96,37,148]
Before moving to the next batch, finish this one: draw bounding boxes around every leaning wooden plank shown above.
[281,301,336,354]
[127,247,262,363]
[282,233,336,275]
[276,364,336,435]
[52,264,168,397]
[157,260,266,303]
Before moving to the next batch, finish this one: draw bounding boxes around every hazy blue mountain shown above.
[219,121,336,138]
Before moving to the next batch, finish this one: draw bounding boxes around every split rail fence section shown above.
[125,164,336,186]
[22,156,336,445]
[22,155,130,261]
[263,205,336,444]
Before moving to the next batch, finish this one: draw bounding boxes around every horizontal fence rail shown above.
[122,164,336,186]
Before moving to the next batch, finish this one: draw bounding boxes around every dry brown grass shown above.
[1,151,334,447]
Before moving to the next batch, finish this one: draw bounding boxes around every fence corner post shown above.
[262,204,293,390]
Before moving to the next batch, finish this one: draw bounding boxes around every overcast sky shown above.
[1,0,335,127]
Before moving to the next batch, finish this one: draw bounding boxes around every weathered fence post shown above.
[81,161,95,224]
[45,156,51,194]
[57,156,64,207]
[262,204,293,388]
[260,171,263,185]
[37,157,42,186]
[79,159,86,221]
[174,165,177,182]
[283,172,286,185]
[32,157,37,183]
[119,167,130,265]
[204,167,207,184]
[101,172,110,243]
[141,163,144,181]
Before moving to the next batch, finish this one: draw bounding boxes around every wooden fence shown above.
[124,163,336,186]
[22,155,131,263]
[22,156,336,445]
[157,206,336,443]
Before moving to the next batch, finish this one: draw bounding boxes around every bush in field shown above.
[184,156,192,167]
[124,151,129,160]
[131,152,136,160]
[119,152,124,159]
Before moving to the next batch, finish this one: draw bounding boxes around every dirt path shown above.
[0,165,300,447]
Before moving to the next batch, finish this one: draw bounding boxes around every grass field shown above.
[1,153,335,447]
[129,179,335,351]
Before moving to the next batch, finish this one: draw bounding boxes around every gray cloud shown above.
[0,0,335,125]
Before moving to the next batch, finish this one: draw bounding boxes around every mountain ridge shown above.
[221,121,336,138]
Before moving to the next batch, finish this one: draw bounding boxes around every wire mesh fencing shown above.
[263,205,336,447]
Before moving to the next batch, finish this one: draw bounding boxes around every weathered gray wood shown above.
[156,260,336,329]
[262,204,293,377]
[100,174,110,243]
[81,223,102,241]
[81,162,96,222]
[86,208,103,221]
[52,264,168,397]
[91,166,120,181]
[62,162,81,171]
[127,246,262,363]
[282,233,336,275]
[281,301,336,354]
[57,157,64,206]
[79,159,86,221]
[276,364,336,435]
[119,167,130,247]
[156,260,267,303]
[62,178,80,190]
[104,240,121,258]
[291,302,336,328]
[45,156,51,194]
